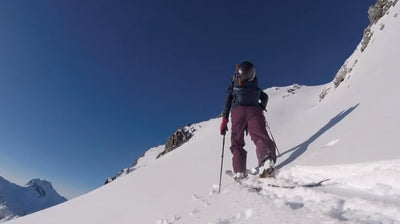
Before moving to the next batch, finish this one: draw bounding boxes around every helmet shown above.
[238,61,256,82]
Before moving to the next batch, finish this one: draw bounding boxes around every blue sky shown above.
[0,0,374,198]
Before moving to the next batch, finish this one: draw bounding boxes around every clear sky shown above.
[0,0,374,198]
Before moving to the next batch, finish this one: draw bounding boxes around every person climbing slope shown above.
[220,61,276,179]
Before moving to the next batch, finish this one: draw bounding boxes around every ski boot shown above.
[259,158,275,178]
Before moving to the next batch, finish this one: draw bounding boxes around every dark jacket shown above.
[222,76,268,119]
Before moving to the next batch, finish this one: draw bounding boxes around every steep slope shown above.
[7,1,400,224]
[0,177,67,222]
[105,124,199,185]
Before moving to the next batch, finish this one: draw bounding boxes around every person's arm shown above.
[222,85,233,119]
[220,84,233,135]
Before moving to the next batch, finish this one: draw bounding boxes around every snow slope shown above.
[0,177,67,222]
[6,2,400,224]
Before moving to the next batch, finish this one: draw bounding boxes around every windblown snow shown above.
[5,2,400,224]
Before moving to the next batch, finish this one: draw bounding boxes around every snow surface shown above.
[5,2,400,224]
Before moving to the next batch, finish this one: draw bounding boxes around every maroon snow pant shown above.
[230,105,276,173]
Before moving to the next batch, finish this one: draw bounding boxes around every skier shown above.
[220,61,276,179]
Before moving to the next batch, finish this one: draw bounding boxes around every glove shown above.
[220,117,229,135]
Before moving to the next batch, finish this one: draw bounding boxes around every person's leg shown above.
[230,107,248,173]
[246,108,276,167]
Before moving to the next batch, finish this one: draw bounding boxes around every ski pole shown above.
[266,121,281,156]
[263,108,281,156]
[218,134,226,193]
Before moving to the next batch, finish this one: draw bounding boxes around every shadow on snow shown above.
[275,103,360,170]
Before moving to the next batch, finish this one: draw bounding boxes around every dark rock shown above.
[164,124,196,153]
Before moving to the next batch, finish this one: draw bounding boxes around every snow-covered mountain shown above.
[104,123,199,185]
[6,1,400,223]
[0,177,67,222]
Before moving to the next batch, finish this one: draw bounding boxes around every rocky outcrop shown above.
[332,60,358,88]
[165,124,196,153]
[104,167,135,185]
[282,84,301,99]
[319,0,398,100]
[362,0,398,52]
[157,124,197,158]
[105,124,198,185]
[368,0,398,23]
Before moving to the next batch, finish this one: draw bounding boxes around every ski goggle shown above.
[235,64,247,85]
[235,64,244,85]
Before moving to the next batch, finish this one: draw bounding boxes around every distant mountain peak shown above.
[0,176,67,222]
[26,179,53,189]
[25,179,52,198]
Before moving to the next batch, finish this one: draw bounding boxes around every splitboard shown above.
[225,170,330,191]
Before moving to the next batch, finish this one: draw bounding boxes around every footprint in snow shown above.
[192,193,211,206]
[216,208,254,224]
[190,208,200,215]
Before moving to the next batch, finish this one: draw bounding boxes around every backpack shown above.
[231,74,262,106]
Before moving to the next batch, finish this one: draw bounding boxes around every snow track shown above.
[164,161,400,224]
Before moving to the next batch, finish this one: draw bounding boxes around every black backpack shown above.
[231,74,262,106]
